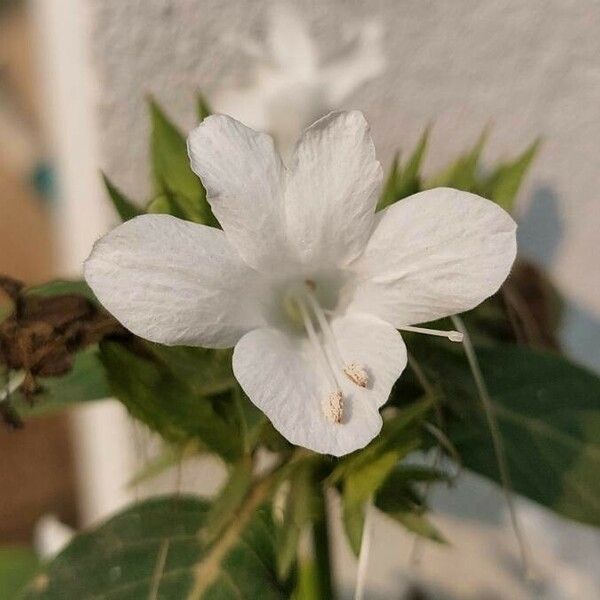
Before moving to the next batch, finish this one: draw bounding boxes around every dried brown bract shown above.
[0,276,127,421]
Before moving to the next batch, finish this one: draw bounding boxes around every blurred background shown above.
[1,0,599,598]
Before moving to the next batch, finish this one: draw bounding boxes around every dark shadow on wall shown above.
[518,185,600,373]
[517,185,563,269]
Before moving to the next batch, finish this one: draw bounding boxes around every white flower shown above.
[84,111,517,456]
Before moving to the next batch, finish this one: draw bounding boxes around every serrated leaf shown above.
[101,172,143,222]
[149,99,210,224]
[99,341,240,461]
[479,139,540,211]
[425,127,487,191]
[21,496,289,600]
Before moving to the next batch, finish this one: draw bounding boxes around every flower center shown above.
[286,280,368,425]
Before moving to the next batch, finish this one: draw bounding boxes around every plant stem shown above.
[451,315,533,577]
[312,489,335,600]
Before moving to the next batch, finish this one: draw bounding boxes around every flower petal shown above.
[84,214,271,348]
[346,188,517,326]
[285,111,383,268]
[187,114,293,272]
[232,313,406,456]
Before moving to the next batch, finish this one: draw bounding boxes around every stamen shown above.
[398,325,464,343]
[325,391,344,424]
[344,362,368,388]
[303,285,370,388]
[296,298,345,424]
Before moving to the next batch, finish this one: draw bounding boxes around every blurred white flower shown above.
[85,111,516,456]
[34,514,74,560]
[212,3,386,156]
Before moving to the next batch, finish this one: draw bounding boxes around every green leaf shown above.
[375,465,446,543]
[146,345,236,397]
[233,386,268,453]
[276,464,321,580]
[149,98,210,224]
[415,342,600,527]
[425,127,487,191]
[479,139,540,211]
[330,400,431,484]
[101,172,143,221]
[334,401,430,555]
[127,442,202,488]
[342,451,401,555]
[15,347,110,417]
[377,152,401,210]
[196,93,212,122]
[21,496,289,600]
[24,280,96,302]
[293,560,320,600]
[0,547,38,598]
[146,192,187,219]
[99,341,240,461]
[395,126,429,200]
[202,456,254,545]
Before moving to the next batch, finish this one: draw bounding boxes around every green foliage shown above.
[99,341,241,461]
[377,127,429,209]
[276,463,322,580]
[196,93,212,122]
[24,279,96,302]
[14,348,110,417]
[149,99,213,224]
[0,548,38,599]
[331,401,431,555]
[101,172,143,221]
[405,340,600,528]
[425,128,487,191]
[375,465,447,543]
[21,496,289,600]
[477,139,540,211]
[96,98,216,227]
[379,125,539,213]
[202,456,254,545]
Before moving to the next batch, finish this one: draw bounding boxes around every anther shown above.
[344,362,369,388]
[324,390,344,424]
